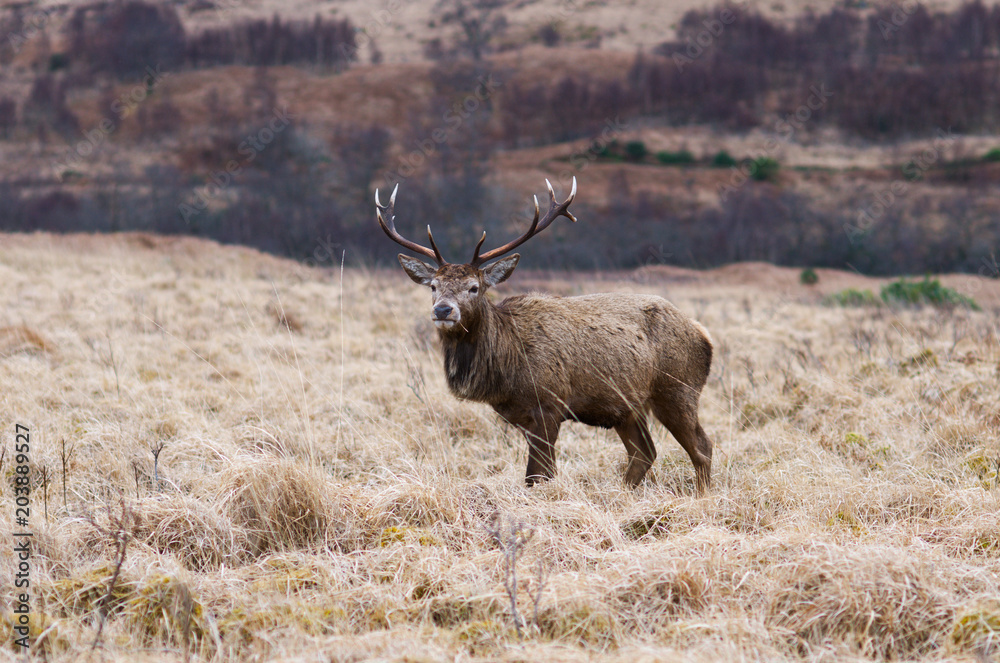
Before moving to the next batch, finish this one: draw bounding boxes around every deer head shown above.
[376,177,577,333]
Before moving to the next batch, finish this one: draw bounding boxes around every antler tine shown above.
[375,185,445,265]
[469,230,488,265]
[426,225,445,265]
[472,176,578,266]
[565,177,578,222]
[375,183,397,215]
[542,178,577,226]
[528,195,541,233]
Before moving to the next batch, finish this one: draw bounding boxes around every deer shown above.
[376,177,714,494]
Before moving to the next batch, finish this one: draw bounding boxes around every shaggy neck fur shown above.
[438,299,520,404]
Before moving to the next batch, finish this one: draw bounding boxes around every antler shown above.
[375,184,446,265]
[471,176,577,267]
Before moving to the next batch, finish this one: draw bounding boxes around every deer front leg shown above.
[521,417,561,487]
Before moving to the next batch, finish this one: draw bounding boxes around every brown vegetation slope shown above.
[4,1,1000,277]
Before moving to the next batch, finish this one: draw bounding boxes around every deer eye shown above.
[469,285,479,294]
[430,285,437,293]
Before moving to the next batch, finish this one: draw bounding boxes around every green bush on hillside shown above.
[711,150,737,168]
[624,141,648,162]
[825,288,880,307]
[656,150,695,165]
[750,157,780,182]
[880,276,980,310]
[827,277,980,310]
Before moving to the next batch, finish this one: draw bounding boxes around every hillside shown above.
[1,0,984,63]
[1,233,998,661]
[3,0,1000,276]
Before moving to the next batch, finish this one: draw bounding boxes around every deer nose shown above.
[434,304,453,319]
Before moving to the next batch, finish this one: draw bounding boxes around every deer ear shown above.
[398,254,436,286]
[483,254,520,287]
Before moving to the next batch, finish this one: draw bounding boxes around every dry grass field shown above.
[1,232,999,662]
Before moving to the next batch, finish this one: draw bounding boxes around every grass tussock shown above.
[213,460,337,555]
[133,494,247,571]
[39,566,121,620]
[2,234,1000,661]
[768,551,955,659]
[125,574,211,652]
[952,601,1000,658]
[767,549,955,659]
[0,610,70,658]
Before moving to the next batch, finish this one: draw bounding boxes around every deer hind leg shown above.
[651,396,713,495]
[614,414,657,487]
[521,417,561,487]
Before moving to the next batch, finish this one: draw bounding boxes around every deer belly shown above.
[562,394,636,429]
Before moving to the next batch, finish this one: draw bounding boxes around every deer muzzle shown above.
[432,303,460,329]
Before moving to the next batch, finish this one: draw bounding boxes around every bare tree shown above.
[435,0,508,60]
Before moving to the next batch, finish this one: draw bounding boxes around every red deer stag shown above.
[376,177,714,493]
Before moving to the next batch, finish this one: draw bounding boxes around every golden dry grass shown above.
[1,232,999,662]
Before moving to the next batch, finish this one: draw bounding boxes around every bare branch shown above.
[485,512,536,639]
